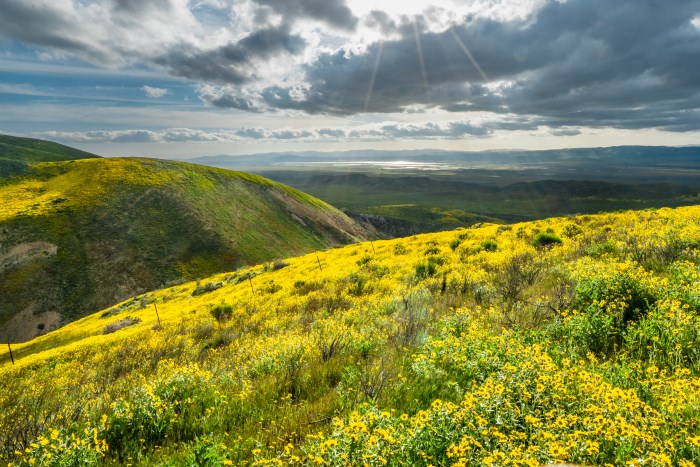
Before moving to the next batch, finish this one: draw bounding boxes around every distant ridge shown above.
[0,134,98,163]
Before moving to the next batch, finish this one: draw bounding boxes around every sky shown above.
[1,0,700,158]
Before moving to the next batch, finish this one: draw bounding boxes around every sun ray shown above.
[364,41,384,112]
[414,18,429,90]
[450,28,489,82]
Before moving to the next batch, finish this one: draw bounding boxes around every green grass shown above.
[0,134,98,164]
[0,155,369,343]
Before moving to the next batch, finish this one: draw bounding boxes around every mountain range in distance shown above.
[187,145,700,170]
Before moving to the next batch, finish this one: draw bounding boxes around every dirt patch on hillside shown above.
[0,304,62,343]
[269,190,371,242]
[0,241,57,273]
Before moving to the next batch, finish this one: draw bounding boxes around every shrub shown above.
[492,253,540,303]
[272,258,289,270]
[210,304,233,324]
[103,316,141,334]
[586,240,617,258]
[532,232,563,248]
[192,281,223,296]
[105,389,173,461]
[415,259,439,280]
[574,272,656,324]
[184,437,229,467]
[480,240,497,252]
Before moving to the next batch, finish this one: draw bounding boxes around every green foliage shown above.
[574,273,656,324]
[104,372,226,462]
[531,231,563,248]
[415,257,439,280]
[184,437,229,467]
[192,281,224,296]
[393,243,407,255]
[586,240,618,257]
[210,304,233,324]
[480,239,498,252]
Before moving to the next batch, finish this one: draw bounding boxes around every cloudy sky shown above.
[1,0,700,158]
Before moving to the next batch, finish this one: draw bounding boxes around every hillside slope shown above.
[2,204,700,466]
[0,156,370,342]
[0,134,99,163]
[0,134,99,179]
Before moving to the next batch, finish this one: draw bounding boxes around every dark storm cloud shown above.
[207,0,700,132]
[252,0,358,30]
[155,24,305,83]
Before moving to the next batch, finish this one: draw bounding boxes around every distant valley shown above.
[188,146,700,232]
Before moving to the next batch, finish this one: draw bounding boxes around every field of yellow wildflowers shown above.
[2,204,700,466]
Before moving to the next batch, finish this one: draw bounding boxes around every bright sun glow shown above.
[692,17,700,31]
[348,0,547,23]
[347,0,451,17]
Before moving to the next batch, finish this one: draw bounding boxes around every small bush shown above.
[586,240,617,257]
[394,244,407,255]
[480,240,498,252]
[272,258,289,270]
[192,281,223,296]
[260,280,282,294]
[532,232,563,248]
[574,273,656,324]
[415,258,440,280]
[424,246,441,255]
[184,437,229,467]
[103,316,141,334]
[562,223,583,238]
[210,304,233,324]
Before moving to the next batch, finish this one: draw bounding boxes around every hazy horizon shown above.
[2,0,700,158]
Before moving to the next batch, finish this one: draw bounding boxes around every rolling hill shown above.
[2,204,700,466]
[0,136,371,342]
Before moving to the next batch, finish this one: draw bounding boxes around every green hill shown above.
[0,149,370,342]
[0,134,98,163]
[0,134,99,179]
[2,204,700,466]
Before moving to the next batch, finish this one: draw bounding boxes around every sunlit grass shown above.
[3,205,700,466]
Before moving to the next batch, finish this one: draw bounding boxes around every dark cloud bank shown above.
[203,0,700,132]
[2,0,700,133]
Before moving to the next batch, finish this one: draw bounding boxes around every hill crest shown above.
[0,154,370,342]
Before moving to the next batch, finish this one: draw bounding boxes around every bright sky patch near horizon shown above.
[0,0,699,158]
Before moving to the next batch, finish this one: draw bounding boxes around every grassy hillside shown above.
[0,156,369,342]
[0,134,98,163]
[2,205,700,466]
[0,134,99,179]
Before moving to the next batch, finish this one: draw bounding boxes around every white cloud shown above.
[692,16,700,31]
[142,85,170,98]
